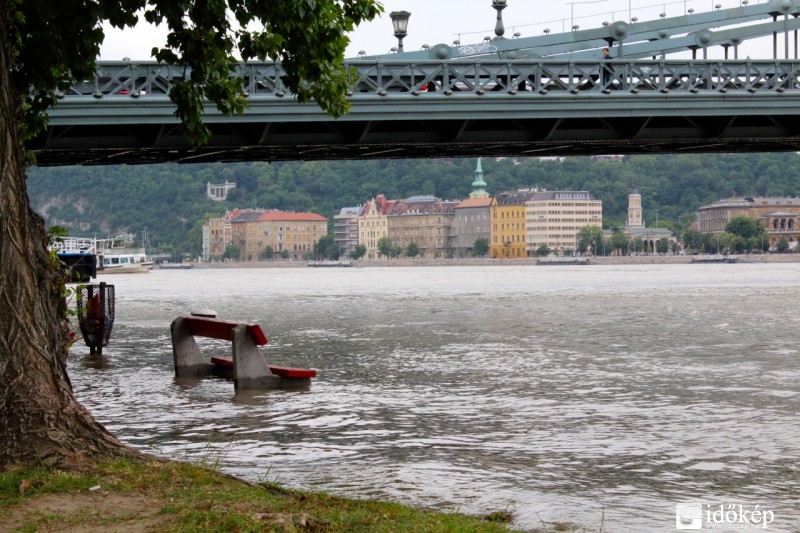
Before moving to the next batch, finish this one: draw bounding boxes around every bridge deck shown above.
[30,59,800,164]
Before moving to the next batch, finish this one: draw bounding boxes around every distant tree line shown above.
[26,153,800,258]
[572,215,780,256]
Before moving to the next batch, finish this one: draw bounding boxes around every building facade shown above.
[526,191,603,254]
[334,207,362,257]
[206,181,237,201]
[603,190,675,254]
[697,196,800,248]
[358,194,396,259]
[762,211,799,249]
[204,209,328,261]
[203,209,244,260]
[490,190,537,258]
[627,188,644,228]
[231,210,269,260]
[451,159,492,257]
[387,196,459,258]
[254,211,328,260]
[452,198,492,257]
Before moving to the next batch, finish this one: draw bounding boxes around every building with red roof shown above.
[203,209,328,261]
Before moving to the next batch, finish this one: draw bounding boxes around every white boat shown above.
[99,253,152,274]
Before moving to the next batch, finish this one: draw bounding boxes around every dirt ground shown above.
[0,491,162,533]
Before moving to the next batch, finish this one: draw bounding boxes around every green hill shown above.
[26,153,800,257]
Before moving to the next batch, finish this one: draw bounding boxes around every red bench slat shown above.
[211,356,317,378]
[182,316,268,345]
[268,365,317,378]
[210,356,315,378]
[210,356,233,368]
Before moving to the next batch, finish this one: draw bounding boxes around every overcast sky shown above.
[99,0,775,61]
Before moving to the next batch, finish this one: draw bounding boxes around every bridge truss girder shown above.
[30,58,800,165]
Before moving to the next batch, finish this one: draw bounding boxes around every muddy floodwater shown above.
[68,264,800,532]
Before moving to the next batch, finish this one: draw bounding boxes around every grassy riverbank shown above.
[0,458,588,532]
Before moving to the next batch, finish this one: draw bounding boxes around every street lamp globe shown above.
[389,11,411,52]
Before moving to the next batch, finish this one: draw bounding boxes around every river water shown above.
[67,264,800,532]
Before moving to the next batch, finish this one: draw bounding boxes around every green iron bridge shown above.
[29,0,800,165]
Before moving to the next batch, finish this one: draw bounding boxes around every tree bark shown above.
[0,9,133,466]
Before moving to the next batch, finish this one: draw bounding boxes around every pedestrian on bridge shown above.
[601,47,614,93]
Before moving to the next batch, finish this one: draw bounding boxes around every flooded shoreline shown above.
[74,264,800,532]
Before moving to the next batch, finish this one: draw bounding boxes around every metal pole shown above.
[97,282,106,356]
[786,14,790,59]
[774,15,778,59]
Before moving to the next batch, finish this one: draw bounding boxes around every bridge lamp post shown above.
[389,11,411,53]
[492,0,507,39]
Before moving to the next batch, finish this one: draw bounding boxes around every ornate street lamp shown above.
[492,0,507,39]
[389,11,411,52]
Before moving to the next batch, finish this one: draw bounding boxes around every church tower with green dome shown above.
[469,158,489,199]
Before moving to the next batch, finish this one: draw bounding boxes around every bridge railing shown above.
[56,59,800,100]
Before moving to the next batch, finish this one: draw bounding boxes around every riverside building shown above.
[697,196,800,248]
[387,196,459,258]
[490,190,537,258]
[333,207,362,257]
[451,159,492,257]
[358,194,396,259]
[203,209,328,261]
[526,191,603,255]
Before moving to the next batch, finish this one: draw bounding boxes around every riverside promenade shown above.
[194,254,799,269]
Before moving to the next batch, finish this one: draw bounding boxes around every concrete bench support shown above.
[170,315,315,390]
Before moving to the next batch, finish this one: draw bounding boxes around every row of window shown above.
[528,211,602,216]
[495,235,578,241]
[770,218,797,229]
[528,218,600,223]
[361,219,388,227]
[494,223,525,231]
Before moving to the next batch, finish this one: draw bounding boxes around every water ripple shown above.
[69,265,800,532]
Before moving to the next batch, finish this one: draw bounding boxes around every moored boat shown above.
[50,237,97,281]
[98,253,151,274]
[537,257,589,265]
[307,259,353,267]
[158,262,194,270]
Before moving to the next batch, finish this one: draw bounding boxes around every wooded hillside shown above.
[26,153,800,257]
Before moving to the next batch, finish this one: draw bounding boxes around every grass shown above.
[0,458,531,532]
[0,458,597,532]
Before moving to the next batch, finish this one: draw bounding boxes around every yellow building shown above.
[253,211,328,260]
[203,209,245,260]
[490,190,536,258]
[230,210,270,260]
[358,194,396,259]
[526,191,603,254]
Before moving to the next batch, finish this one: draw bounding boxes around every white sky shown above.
[99,0,777,61]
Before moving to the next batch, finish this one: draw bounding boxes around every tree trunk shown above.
[0,11,133,466]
